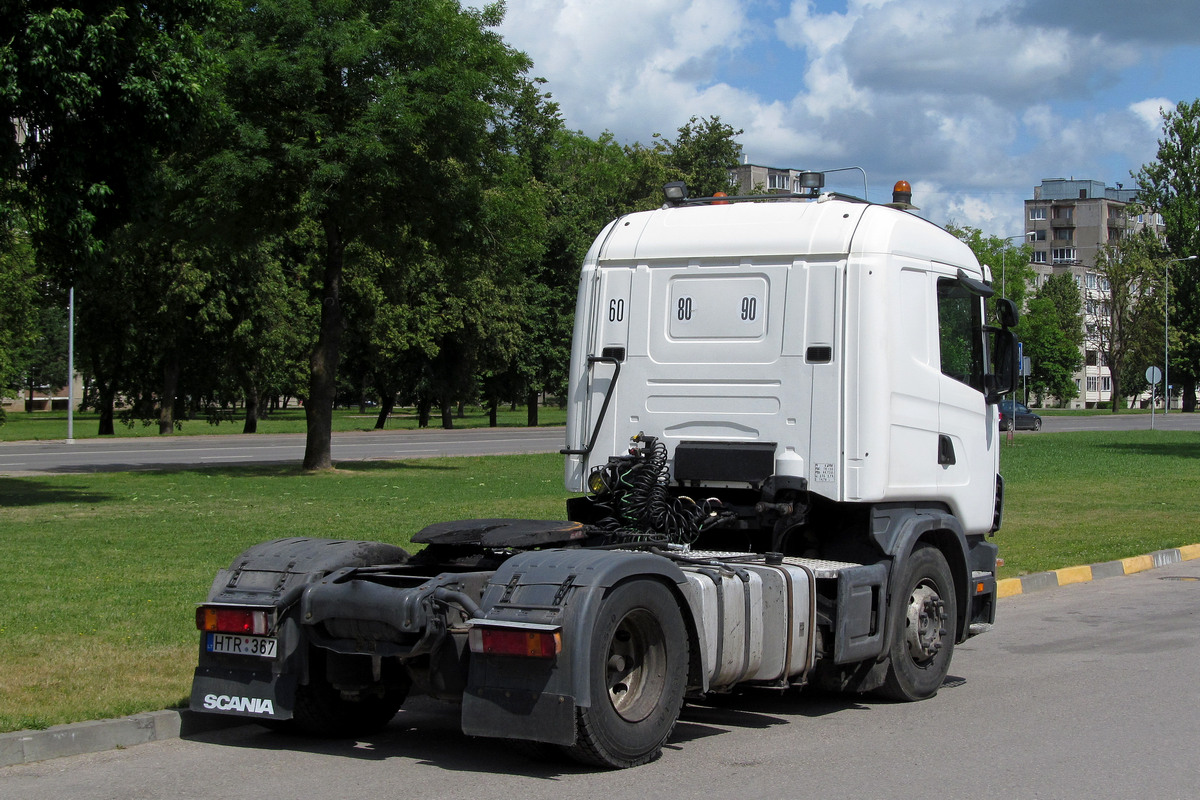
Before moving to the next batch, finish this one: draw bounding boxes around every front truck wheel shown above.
[565,580,689,768]
[877,544,957,701]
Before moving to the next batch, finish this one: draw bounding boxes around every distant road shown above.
[0,427,566,475]
[2,413,1198,475]
[1039,412,1200,433]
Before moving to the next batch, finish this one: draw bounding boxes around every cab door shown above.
[934,272,997,533]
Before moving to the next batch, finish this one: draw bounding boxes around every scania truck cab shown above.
[191,180,1018,768]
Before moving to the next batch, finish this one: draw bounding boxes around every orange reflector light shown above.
[468,625,562,658]
[196,606,270,635]
[977,582,986,594]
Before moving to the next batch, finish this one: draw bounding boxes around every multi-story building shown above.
[727,162,809,195]
[1025,178,1166,408]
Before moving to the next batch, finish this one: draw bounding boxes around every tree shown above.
[0,218,39,423]
[1132,99,1200,410]
[0,2,220,273]
[656,115,743,198]
[1093,230,1164,411]
[209,0,536,469]
[1015,273,1083,406]
[15,302,70,412]
[2,2,224,434]
[946,225,1035,320]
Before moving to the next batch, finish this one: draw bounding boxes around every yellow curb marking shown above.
[1121,555,1155,574]
[999,544,1200,599]
[996,579,1023,598]
[1054,565,1093,586]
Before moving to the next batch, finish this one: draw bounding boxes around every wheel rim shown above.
[903,581,948,665]
[605,608,667,723]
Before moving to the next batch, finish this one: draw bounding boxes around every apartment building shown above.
[727,162,809,194]
[1025,178,1166,408]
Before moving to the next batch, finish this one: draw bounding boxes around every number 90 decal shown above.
[740,296,757,321]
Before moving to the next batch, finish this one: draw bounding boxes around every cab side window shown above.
[937,278,984,393]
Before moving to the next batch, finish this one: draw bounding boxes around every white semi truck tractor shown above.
[191,179,1018,768]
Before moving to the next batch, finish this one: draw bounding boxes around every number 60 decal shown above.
[608,298,624,322]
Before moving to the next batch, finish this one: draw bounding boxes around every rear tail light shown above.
[196,605,271,635]
[468,623,562,658]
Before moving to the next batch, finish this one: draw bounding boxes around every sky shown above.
[469,0,1200,235]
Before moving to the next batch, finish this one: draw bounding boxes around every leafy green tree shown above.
[656,115,743,198]
[208,0,536,468]
[16,302,70,411]
[946,225,1035,319]
[0,1,220,272]
[1133,99,1200,411]
[0,219,39,423]
[2,2,224,434]
[1015,274,1083,405]
[1093,230,1164,411]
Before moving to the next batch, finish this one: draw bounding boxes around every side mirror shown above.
[987,329,1018,403]
[995,297,1018,329]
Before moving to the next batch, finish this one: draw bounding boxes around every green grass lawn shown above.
[1,431,1197,732]
[0,405,566,441]
[996,430,1200,575]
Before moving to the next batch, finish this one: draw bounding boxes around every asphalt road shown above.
[4,413,1200,476]
[1036,411,1200,433]
[0,426,567,475]
[3,557,1197,799]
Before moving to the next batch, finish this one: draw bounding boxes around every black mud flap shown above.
[461,682,577,746]
[190,667,297,722]
[833,563,889,664]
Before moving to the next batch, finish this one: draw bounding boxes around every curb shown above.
[996,543,1200,598]
[0,709,243,769]
[5,543,1199,769]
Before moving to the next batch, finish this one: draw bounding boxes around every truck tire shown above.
[877,544,956,702]
[565,580,688,768]
[287,650,408,738]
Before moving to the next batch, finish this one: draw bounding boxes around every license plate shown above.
[206,633,278,658]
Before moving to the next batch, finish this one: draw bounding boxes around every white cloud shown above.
[1130,98,1173,129]
[476,0,1195,231]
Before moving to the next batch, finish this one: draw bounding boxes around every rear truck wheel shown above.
[287,649,409,737]
[877,544,957,702]
[564,580,689,768]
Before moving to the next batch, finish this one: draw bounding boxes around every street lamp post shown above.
[1165,254,1198,413]
[1000,233,1029,302]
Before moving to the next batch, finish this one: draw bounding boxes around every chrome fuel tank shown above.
[679,556,818,691]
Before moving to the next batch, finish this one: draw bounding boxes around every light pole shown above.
[67,286,75,442]
[1164,254,1198,413]
[999,234,1029,308]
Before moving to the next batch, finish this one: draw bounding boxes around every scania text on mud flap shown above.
[190,179,1018,768]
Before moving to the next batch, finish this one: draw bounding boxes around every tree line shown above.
[3,4,1198,472]
[0,1,741,468]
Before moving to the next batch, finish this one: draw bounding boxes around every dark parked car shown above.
[999,399,1041,431]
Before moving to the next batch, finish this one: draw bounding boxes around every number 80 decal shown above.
[674,295,759,323]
